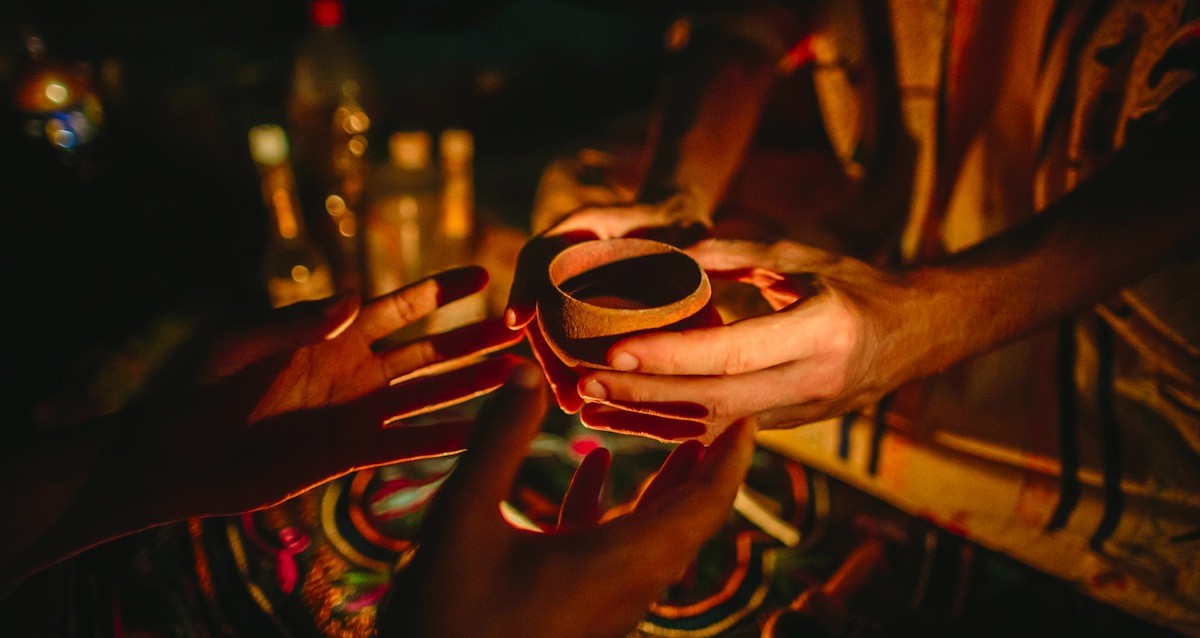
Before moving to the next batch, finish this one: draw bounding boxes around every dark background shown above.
[0,2,1185,636]
[0,0,679,433]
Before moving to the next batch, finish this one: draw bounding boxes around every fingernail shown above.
[579,378,606,401]
[610,351,638,371]
[436,266,489,305]
[504,308,519,328]
[510,362,544,389]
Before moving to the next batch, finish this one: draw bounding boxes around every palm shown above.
[198,268,518,424]
[249,323,390,420]
[117,268,524,520]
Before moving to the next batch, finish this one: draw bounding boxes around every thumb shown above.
[204,292,360,381]
[420,361,548,537]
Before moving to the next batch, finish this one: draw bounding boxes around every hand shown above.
[379,363,757,638]
[99,267,525,522]
[574,239,922,439]
[509,194,710,413]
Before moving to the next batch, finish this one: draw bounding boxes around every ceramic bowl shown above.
[537,238,714,368]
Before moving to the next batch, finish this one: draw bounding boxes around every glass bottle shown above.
[249,125,334,308]
[427,129,486,332]
[363,131,439,298]
[288,0,374,188]
[321,81,370,291]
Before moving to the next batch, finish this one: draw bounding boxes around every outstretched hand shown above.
[380,362,756,638]
[98,266,525,522]
[4,267,526,585]
[576,239,921,438]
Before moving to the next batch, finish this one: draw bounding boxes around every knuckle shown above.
[720,346,750,375]
[819,303,860,357]
[810,368,847,399]
[705,395,737,422]
[664,339,691,373]
[414,339,441,369]
[389,289,425,324]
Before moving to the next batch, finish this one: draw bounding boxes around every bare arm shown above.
[637,2,802,223]
[1,271,523,588]
[906,110,1200,383]
[577,105,1200,434]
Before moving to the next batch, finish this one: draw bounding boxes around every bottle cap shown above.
[249,124,289,165]
[390,131,431,169]
[310,0,344,27]
[440,129,474,167]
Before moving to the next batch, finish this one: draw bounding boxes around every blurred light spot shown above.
[665,18,691,51]
[325,194,346,215]
[348,135,367,157]
[569,434,603,459]
[51,128,76,149]
[272,189,298,238]
[291,265,311,282]
[44,81,68,105]
[25,35,45,60]
[310,0,343,27]
[343,111,368,134]
[777,36,815,74]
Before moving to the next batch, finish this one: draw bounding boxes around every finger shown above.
[604,301,843,375]
[601,420,755,580]
[380,317,524,382]
[332,419,474,476]
[357,266,489,342]
[504,230,596,329]
[634,419,755,526]
[580,404,708,442]
[204,292,360,381]
[552,207,669,238]
[371,354,521,422]
[424,362,548,534]
[635,440,703,507]
[525,324,584,414]
[557,447,611,531]
[685,238,832,273]
[581,361,841,426]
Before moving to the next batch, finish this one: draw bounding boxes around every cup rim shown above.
[545,237,711,340]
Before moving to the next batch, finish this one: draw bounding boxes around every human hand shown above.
[575,239,922,439]
[99,267,524,522]
[509,194,710,413]
[379,362,757,638]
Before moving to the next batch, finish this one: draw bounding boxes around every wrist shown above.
[894,265,994,380]
[0,408,161,586]
[70,407,169,538]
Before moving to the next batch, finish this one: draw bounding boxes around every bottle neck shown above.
[259,162,306,240]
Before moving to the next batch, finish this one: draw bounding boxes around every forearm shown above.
[902,119,1200,381]
[0,409,157,588]
[638,2,802,221]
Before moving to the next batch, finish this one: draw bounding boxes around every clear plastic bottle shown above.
[249,125,334,308]
[427,129,486,332]
[320,82,370,291]
[363,131,439,297]
[288,0,374,187]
